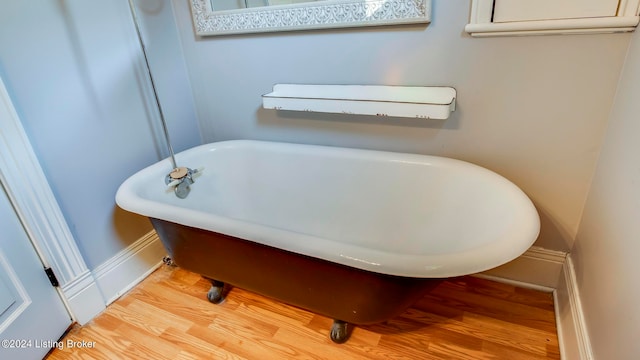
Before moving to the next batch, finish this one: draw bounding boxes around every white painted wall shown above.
[572,26,640,360]
[0,0,200,269]
[172,0,631,252]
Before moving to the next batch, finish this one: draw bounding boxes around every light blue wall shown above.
[0,0,200,269]
[573,25,640,360]
[172,0,631,252]
[0,0,634,270]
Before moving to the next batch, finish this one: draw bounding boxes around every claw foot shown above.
[206,280,225,304]
[330,320,351,344]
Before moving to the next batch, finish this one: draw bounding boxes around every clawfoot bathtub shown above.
[116,140,539,343]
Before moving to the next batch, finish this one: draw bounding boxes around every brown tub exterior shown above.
[150,218,438,327]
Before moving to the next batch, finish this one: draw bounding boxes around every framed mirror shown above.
[190,0,431,36]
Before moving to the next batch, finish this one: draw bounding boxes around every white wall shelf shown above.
[262,84,456,120]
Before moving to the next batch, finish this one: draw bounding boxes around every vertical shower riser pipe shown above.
[127,0,178,170]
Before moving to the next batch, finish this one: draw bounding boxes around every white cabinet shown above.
[493,0,619,23]
[466,0,640,37]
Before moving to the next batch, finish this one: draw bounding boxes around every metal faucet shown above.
[165,167,202,199]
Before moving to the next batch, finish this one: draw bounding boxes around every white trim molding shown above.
[0,77,105,324]
[190,0,431,36]
[93,230,166,305]
[554,255,594,360]
[60,270,105,325]
[466,0,640,37]
[480,246,567,290]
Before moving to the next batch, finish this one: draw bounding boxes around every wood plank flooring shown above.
[46,265,560,359]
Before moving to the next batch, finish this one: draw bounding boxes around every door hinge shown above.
[44,267,59,287]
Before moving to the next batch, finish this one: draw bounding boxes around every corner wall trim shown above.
[0,77,90,286]
[1,76,104,324]
[93,230,166,305]
[554,255,594,360]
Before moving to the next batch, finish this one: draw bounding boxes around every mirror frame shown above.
[190,0,431,36]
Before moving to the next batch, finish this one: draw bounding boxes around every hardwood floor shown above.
[47,265,560,359]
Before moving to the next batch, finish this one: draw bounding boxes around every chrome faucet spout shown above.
[165,167,203,199]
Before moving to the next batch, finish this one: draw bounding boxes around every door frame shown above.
[0,77,105,324]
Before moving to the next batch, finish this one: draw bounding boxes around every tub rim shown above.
[116,140,540,278]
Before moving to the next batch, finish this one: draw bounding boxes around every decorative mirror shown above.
[190,0,431,36]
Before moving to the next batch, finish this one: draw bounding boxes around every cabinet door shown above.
[493,0,620,22]
[0,187,72,359]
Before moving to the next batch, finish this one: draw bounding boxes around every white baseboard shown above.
[480,246,567,290]
[93,230,166,305]
[554,255,593,360]
[60,270,105,325]
[87,241,567,310]
[478,247,596,359]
